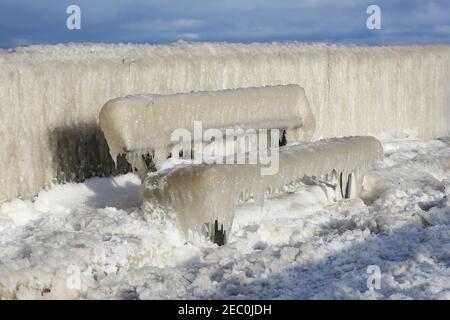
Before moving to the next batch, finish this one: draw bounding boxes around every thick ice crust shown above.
[99,84,315,169]
[142,136,383,238]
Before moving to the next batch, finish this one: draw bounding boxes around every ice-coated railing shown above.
[0,43,449,201]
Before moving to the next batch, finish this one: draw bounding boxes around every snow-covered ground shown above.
[0,138,449,299]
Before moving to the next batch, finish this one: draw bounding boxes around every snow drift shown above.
[0,43,449,201]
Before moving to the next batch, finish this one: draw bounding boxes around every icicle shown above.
[153,148,168,169]
[342,170,349,199]
[125,152,148,181]
[112,153,119,170]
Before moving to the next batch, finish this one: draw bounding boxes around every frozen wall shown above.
[0,43,449,202]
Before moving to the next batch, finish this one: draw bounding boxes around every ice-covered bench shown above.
[99,84,316,179]
[99,85,383,245]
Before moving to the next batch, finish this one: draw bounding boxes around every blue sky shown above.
[0,0,449,48]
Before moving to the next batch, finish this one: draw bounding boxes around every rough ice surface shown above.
[0,138,449,299]
[1,43,449,202]
[99,84,315,178]
[142,136,383,239]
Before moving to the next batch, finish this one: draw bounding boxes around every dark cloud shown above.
[0,0,449,47]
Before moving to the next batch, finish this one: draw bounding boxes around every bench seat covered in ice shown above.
[142,136,383,241]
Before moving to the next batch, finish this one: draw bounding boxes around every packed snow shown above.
[0,138,449,299]
[1,43,449,202]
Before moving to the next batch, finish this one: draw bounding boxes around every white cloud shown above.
[177,33,201,40]
[171,19,204,28]
[123,18,204,33]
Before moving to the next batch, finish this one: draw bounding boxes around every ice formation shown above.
[99,84,315,178]
[142,136,383,240]
[0,43,449,202]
